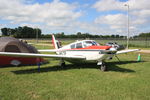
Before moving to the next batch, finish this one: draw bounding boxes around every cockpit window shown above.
[76,42,82,48]
[92,41,98,45]
[83,41,98,47]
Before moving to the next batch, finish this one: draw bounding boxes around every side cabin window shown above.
[70,44,76,49]
[76,42,82,48]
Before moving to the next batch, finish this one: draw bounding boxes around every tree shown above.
[116,35,119,38]
[111,35,115,38]
[34,28,42,38]
[1,28,8,36]
[10,29,16,35]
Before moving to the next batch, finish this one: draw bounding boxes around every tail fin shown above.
[52,34,58,49]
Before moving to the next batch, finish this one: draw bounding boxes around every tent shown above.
[0,37,44,66]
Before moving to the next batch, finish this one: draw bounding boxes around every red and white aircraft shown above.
[0,35,139,71]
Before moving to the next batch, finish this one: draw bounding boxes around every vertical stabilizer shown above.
[52,34,58,49]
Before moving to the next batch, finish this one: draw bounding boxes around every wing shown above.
[116,49,140,54]
[38,48,66,52]
[0,52,85,59]
[38,49,58,52]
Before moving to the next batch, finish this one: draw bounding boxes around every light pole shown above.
[124,4,129,49]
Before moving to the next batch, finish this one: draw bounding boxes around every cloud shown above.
[93,0,126,11]
[94,13,139,35]
[0,0,82,31]
[70,21,118,35]
[93,0,150,35]
[0,0,115,35]
[1,0,150,35]
[93,0,150,12]
[95,14,126,28]
[94,14,128,34]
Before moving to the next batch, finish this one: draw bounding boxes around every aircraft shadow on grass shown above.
[11,60,143,74]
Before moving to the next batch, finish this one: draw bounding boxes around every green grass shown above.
[0,52,150,100]
[0,40,150,100]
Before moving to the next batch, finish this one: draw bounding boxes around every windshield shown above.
[83,41,99,47]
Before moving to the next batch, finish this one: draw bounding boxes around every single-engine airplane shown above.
[0,35,139,71]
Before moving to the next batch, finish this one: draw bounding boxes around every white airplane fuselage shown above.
[55,40,116,64]
[64,51,114,64]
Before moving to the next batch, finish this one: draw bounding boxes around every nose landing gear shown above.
[100,63,107,71]
[97,61,107,71]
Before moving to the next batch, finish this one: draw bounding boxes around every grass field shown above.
[0,40,150,100]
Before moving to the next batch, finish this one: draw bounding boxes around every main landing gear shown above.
[59,59,66,68]
[97,61,107,71]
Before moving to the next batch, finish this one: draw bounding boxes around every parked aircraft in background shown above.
[0,35,139,71]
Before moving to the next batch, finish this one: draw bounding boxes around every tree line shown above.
[1,26,41,38]
[134,32,150,38]
[41,32,127,39]
[1,26,150,39]
[0,27,126,39]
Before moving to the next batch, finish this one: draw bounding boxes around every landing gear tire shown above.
[100,63,107,71]
[59,59,66,68]
[60,62,66,68]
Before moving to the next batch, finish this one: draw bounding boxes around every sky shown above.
[0,0,150,36]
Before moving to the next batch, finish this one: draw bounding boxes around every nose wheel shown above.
[60,62,66,68]
[98,61,107,71]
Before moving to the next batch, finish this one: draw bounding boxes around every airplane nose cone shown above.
[109,47,117,51]
[109,47,117,54]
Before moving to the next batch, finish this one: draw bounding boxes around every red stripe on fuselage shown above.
[65,46,111,51]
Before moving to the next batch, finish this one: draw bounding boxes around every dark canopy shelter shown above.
[0,37,44,66]
[0,37,38,53]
